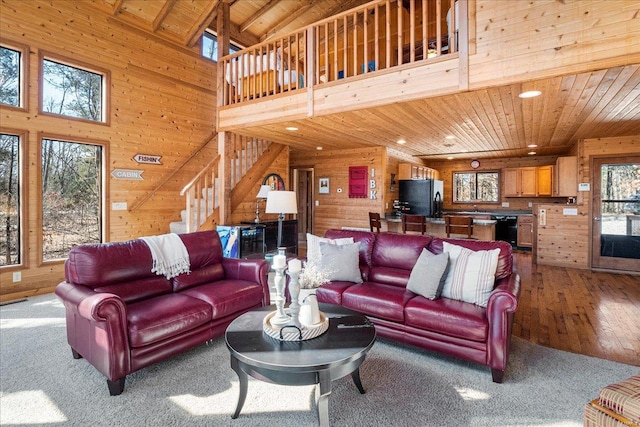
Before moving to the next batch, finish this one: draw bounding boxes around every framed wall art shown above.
[318,177,330,194]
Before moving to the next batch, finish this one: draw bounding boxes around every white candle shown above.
[273,254,286,269]
[288,258,302,273]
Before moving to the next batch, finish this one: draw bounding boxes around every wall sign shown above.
[133,154,162,164]
[111,169,144,180]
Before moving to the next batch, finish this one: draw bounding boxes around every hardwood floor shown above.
[512,250,640,366]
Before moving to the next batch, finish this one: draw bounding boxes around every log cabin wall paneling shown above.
[290,147,385,236]
[425,155,569,212]
[0,0,218,301]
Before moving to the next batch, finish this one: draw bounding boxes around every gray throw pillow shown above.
[406,249,450,300]
[318,241,363,283]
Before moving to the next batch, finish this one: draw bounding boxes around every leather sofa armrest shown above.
[222,258,270,306]
[484,273,521,375]
[55,282,131,381]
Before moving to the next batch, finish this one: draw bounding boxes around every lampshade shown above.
[265,191,298,214]
[256,185,271,199]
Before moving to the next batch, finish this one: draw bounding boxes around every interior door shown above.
[292,167,314,240]
[592,156,640,271]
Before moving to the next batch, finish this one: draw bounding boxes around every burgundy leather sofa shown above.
[316,229,520,382]
[55,230,269,395]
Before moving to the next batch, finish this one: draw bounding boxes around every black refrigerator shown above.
[398,179,444,217]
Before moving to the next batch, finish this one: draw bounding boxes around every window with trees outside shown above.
[202,31,241,62]
[453,171,500,203]
[0,132,23,267]
[41,56,106,122]
[1,46,21,108]
[41,138,104,261]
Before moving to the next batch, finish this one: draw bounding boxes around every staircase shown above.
[169,136,276,234]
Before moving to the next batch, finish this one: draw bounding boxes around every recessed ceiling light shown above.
[527,144,538,148]
[397,139,406,145]
[460,149,468,153]
[445,135,456,140]
[528,151,536,155]
[285,126,298,131]
[519,90,542,98]
[447,156,454,160]
[316,146,323,150]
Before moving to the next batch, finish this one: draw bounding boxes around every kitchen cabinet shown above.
[504,167,537,197]
[537,165,553,197]
[398,163,439,180]
[517,215,534,247]
[554,156,577,197]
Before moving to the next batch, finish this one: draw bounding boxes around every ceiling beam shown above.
[185,0,221,47]
[151,0,177,32]
[262,0,315,41]
[240,0,279,33]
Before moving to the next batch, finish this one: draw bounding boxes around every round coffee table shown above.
[225,303,376,426]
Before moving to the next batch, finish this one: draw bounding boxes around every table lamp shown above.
[254,185,271,223]
[265,190,298,250]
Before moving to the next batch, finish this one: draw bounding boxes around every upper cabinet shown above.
[504,167,537,197]
[554,156,578,197]
[537,165,553,197]
[398,163,439,180]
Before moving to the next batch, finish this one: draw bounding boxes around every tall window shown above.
[0,132,22,266]
[453,171,500,203]
[41,138,103,261]
[202,31,241,62]
[0,45,22,108]
[41,57,105,122]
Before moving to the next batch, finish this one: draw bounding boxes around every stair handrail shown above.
[129,132,218,212]
[180,154,221,197]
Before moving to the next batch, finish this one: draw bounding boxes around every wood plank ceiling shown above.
[97,0,640,160]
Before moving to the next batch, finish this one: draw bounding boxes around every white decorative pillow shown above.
[318,241,363,283]
[441,242,500,307]
[306,233,354,266]
[407,249,450,300]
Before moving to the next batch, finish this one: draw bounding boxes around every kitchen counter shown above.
[383,216,496,241]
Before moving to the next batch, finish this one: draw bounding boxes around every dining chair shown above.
[401,214,427,235]
[369,212,382,233]
[445,215,474,238]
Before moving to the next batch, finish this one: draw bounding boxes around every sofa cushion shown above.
[306,233,354,265]
[179,279,264,319]
[94,277,173,304]
[404,296,488,342]
[127,294,212,348]
[318,241,363,283]
[172,264,225,292]
[406,249,450,300]
[441,242,500,308]
[179,230,224,269]
[315,280,357,305]
[429,237,512,280]
[342,282,414,322]
[371,233,432,271]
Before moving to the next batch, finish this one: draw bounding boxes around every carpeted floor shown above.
[1,294,637,426]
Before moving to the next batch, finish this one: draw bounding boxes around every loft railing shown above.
[220,0,458,107]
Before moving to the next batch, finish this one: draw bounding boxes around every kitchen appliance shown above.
[492,215,518,246]
[398,179,444,217]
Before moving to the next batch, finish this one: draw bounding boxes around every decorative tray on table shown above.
[262,310,329,341]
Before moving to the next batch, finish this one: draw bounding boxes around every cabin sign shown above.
[133,154,162,164]
[111,169,144,180]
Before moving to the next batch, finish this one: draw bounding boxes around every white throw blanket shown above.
[140,233,190,279]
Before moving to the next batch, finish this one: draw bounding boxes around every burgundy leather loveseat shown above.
[316,229,520,382]
[55,230,269,395]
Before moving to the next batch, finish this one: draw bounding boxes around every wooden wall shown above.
[534,135,640,269]
[425,155,570,211]
[0,1,218,301]
[290,147,386,236]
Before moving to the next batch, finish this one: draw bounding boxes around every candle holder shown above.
[270,250,290,326]
[286,269,301,327]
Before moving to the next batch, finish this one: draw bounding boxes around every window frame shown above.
[38,51,110,125]
[452,170,501,204]
[0,127,28,271]
[201,30,242,62]
[37,132,109,265]
[0,39,30,112]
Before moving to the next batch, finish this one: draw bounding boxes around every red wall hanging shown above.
[348,166,368,198]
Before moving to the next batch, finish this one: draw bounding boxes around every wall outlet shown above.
[13,271,21,282]
[528,202,533,207]
[112,202,127,211]
[315,200,319,206]
[501,202,510,208]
